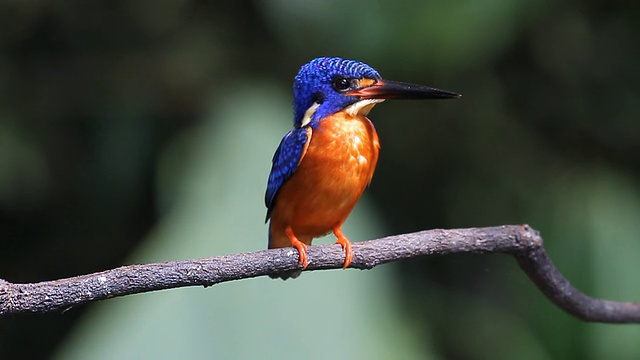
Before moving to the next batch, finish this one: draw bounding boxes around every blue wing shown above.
[265,126,312,221]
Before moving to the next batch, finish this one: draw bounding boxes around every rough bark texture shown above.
[1,225,638,322]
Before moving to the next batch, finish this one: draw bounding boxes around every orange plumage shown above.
[268,109,379,267]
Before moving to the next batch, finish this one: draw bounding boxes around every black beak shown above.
[346,79,461,100]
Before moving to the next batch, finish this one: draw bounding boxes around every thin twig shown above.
[0,225,638,322]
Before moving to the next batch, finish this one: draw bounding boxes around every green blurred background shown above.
[1,1,639,359]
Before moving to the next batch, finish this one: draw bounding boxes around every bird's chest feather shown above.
[299,113,380,200]
[271,112,380,234]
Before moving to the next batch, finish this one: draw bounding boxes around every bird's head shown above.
[292,56,460,128]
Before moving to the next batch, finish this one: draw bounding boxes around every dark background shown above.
[1,1,639,359]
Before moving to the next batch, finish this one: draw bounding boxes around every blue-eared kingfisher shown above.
[265,57,460,279]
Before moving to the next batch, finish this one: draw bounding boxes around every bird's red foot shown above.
[285,226,308,269]
[333,227,353,269]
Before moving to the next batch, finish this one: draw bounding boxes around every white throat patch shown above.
[301,98,384,127]
[344,99,385,117]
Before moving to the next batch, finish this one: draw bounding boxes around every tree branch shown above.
[0,225,638,322]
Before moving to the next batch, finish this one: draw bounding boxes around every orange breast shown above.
[268,111,380,248]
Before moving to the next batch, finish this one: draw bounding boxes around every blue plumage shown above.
[293,57,380,128]
[265,126,310,220]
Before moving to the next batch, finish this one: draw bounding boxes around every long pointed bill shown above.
[346,79,461,100]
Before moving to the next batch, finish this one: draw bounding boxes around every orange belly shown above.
[268,112,380,248]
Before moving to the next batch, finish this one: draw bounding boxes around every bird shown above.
[265,56,460,279]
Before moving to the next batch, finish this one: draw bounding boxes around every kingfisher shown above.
[265,57,460,279]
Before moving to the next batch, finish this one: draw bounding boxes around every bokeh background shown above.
[1,1,639,359]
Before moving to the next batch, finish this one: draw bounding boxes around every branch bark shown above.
[0,225,638,322]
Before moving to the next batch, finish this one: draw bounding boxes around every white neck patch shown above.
[300,102,321,127]
[301,98,385,127]
[344,99,385,117]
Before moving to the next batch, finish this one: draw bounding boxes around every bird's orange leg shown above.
[285,226,308,269]
[333,227,353,269]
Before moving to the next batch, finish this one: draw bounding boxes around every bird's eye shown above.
[332,76,352,92]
